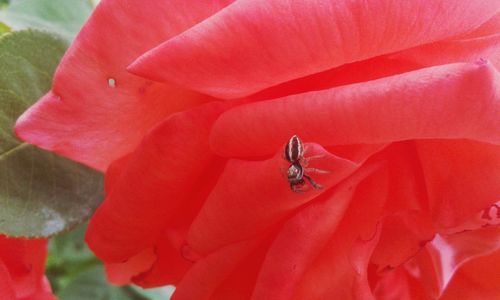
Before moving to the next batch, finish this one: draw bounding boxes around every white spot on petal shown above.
[107,78,116,88]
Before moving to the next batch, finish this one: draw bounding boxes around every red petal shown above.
[209,242,269,300]
[289,166,390,300]
[104,248,156,285]
[211,62,500,158]
[393,12,500,69]
[461,12,500,38]
[399,227,500,298]
[394,37,500,70]
[251,163,383,300]
[449,201,500,233]
[430,227,500,294]
[130,0,500,98]
[0,262,16,300]
[440,249,500,300]
[15,0,232,171]
[243,56,420,102]
[382,142,430,213]
[171,240,260,300]
[104,153,132,194]
[86,102,226,263]
[0,236,51,299]
[371,211,435,269]
[293,211,382,299]
[131,234,192,288]
[416,140,500,229]
[372,266,431,300]
[186,143,360,255]
[371,142,435,269]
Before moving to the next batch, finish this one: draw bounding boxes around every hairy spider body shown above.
[284,135,323,192]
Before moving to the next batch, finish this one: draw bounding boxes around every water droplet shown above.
[107,78,116,88]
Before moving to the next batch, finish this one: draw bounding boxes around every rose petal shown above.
[104,153,132,194]
[460,12,500,38]
[448,201,500,234]
[211,62,500,158]
[290,168,389,300]
[393,35,500,70]
[131,234,192,288]
[26,290,56,300]
[187,143,359,255]
[207,241,270,300]
[400,227,500,298]
[104,248,156,285]
[440,249,500,300]
[247,56,420,102]
[430,227,500,293]
[15,0,232,171]
[392,12,500,69]
[293,211,382,299]
[416,140,500,229]
[0,236,50,299]
[0,262,16,300]
[172,240,260,300]
[130,0,500,98]
[371,211,435,269]
[251,163,383,300]
[86,102,227,263]
[371,142,435,269]
[372,266,430,300]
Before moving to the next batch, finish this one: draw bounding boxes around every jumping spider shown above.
[284,135,327,192]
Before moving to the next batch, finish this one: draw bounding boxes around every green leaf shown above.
[0,0,92,41]
[0,29,103,238]
[48,223,95,265]
[0,30,68,155]
[58,265,137,300]
[46,224,98,292]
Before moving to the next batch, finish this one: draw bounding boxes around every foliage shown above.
[0,30,104,237]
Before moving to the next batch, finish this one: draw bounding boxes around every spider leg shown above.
[303,174,323,190]
[304,167,330,174]
[301,154,324,166]
[290,179,308,193]
[291,183,306,193]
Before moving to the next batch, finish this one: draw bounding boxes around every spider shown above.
[284,135,326,192]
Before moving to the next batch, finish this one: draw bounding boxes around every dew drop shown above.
[107,78,116,88]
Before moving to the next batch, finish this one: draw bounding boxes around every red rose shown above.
[0,236,55,300]
[16,0,500,299]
